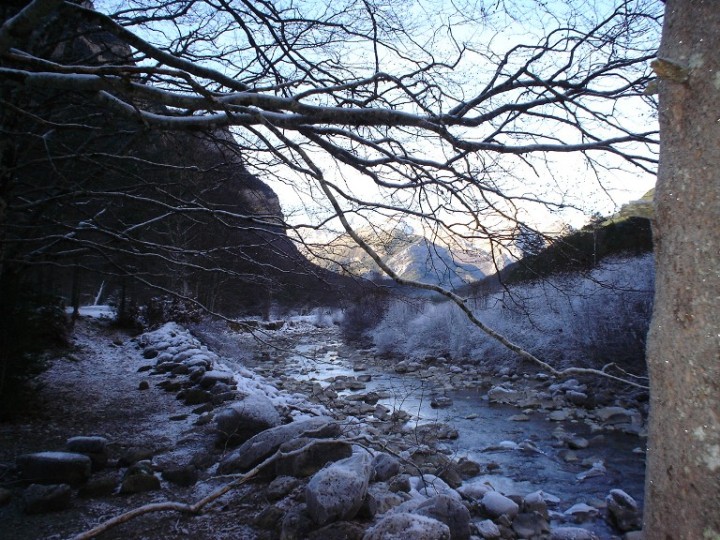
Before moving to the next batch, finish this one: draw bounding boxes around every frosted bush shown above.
[370,254,654,371]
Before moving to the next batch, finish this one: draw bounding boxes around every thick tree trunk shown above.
[644,1,720,538]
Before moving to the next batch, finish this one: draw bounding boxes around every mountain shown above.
[316,226,501,289]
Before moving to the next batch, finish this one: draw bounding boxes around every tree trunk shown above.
[644,1,720,538]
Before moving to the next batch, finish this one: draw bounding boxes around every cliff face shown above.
[0,1,347,314]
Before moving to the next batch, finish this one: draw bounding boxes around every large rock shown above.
[218,416,339,474]
[23,483,72,514]
[605,489,642,532]
[410,474,461,501]
[413,495,471,540]
[305,452,373,526]
[481,491,519,520]
[372,452,402,481]
[361,483,406,518]
[274,437,353,477]
[215,393,282,445]
[17,452,91,486]
[65,436,109,470]
[362,512,451,540]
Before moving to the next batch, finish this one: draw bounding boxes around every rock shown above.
[372,452,402,481]
[563,503,600,523]
[508,414,530,422]
[576,461,606,481]
[388,473,412,493]
[487,386,520,403]
[254,505,285,530]
[413,494,471,540]
[567,437,590,450]
[523,490,559,518]
[512,512,549,538]
[308,521,366,540]
[214,393,282,445]
[17,452,91,486]
[305,452,373,525]
[23,483,72,514]
[121,461,161,494]
[138,380,150,390]
[362,483,405,517]
[161,464,198,487]
[266,475,300,501]
[182,388,213,405]
[474,519,501,539]
[118,447,154,467]
[623,531,643,540]
[565,390,590,406]
[65,436,109,470]
[430,395,453,408]
[78,472,118,498]
[606,489,642,532]
[549,409,571,422]
[410,474,461,501]
[595,406,634,424]
[481,491,519,520]
[280,503,315,540]
[218,416,340,474]
[550,527,599,540]
[274,437,353,477]
[454,457,481,479]
[363,512,451,540]
[456,479,492,501]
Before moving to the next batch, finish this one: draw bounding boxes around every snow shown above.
[65,305,115,319]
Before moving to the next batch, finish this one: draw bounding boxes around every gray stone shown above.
[481,491,519,520]
[474,519,501,539]
[17,452,91,486]
[161,464,198,487]
[215,393,282,445]
[275,438,352,477]
[550,527,600,540]
[23,483,72,514]
[563,502,599,523]
[456,480,492,501]
[363,512,451,540]
[487,386,520,403]
[414,494,471,540]
[120,473,161,494]
[218,416,339,474]
[410,474,461,501]
[606,489,642,532]
[280,503,315,540]
[78,472,118,498]
[306,452,373,525]
[512,512,549,538]
[362,483,405,517]
[373,452,402,481]
[595,406,634,424]
[65,436,109,470]
[455,457,481,480]
[199,369,236,388]
[266,475,300,501]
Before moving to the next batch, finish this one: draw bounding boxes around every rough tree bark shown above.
[645,1,720,538]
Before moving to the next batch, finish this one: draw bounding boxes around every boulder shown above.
[218,416,339,474]
[413,494,471,540]
[410,474,461,501]
[563,502,599,523]
[161,464,198,487]
[266,475,300,501]
[78,472,118,498]
[361,483,405,518]
[23,483,72,514]
[120,461,160,494]
[487,386,520,403]
[215,393,282,445]
[512,511,550,538]
[280,503,315,540]
[372,452,401,481]
[65,436,109,470]
[605,489,642,532]
[474,519,501,539]
[456,479,492,501]
[481,491,519,520]
[17,452,91,486]
[305,452,373,525]
[274,437,352,477]
[362,512,451,540]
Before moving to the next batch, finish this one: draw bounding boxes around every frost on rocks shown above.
[363,512,451,540]
[409,474,462,501]
[605,488,642,532]
[481,490,519,519]
[305,451,373,525]
[17,452,92,486]
[214,392,281,445]
[563,502,600,523]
